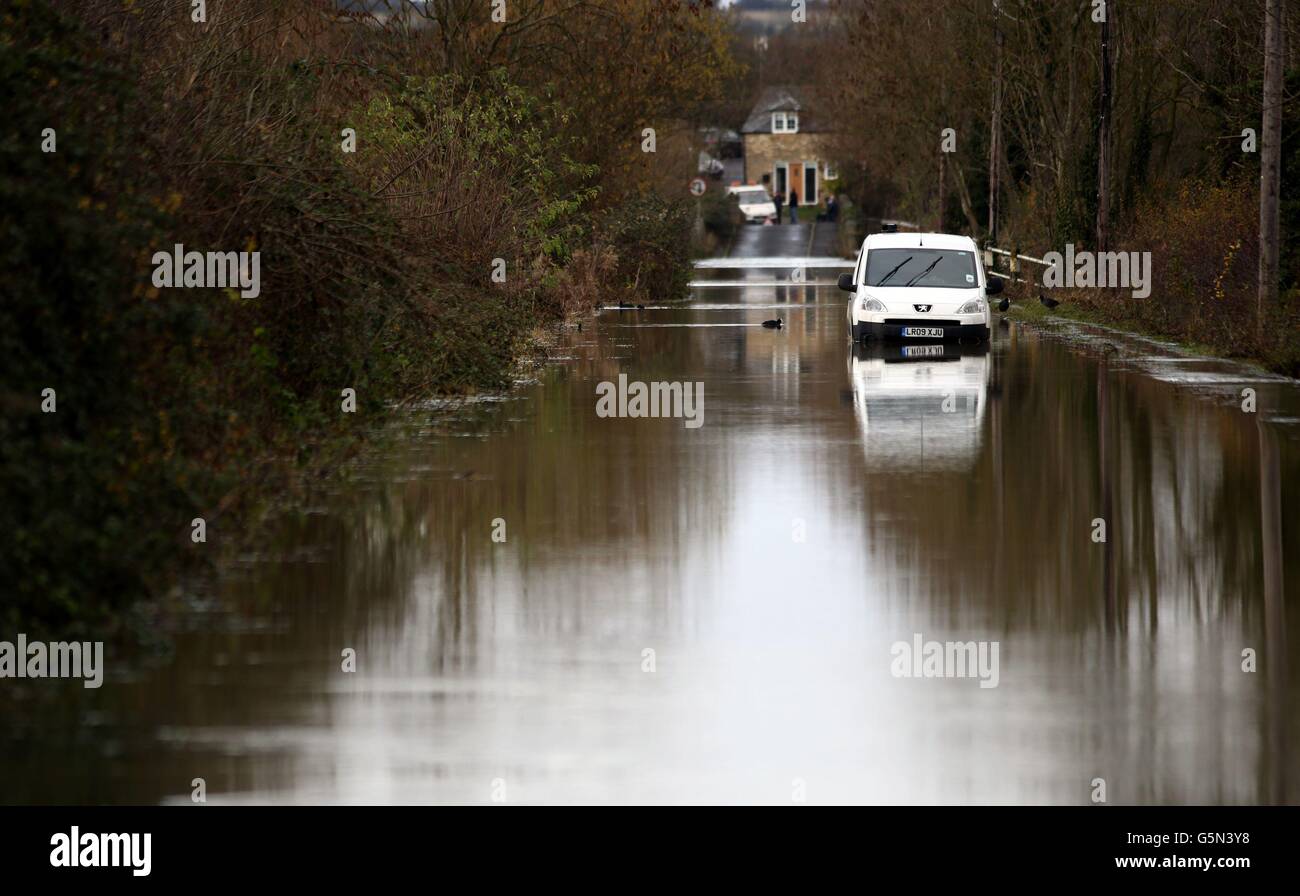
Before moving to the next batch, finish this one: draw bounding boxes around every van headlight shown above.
[860,297,885,312]
[955,299,986,314]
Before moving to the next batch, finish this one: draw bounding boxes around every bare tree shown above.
[938,67,949,231]
[1097,0,1114,250]
[1259,0,1285,337]
[988,0,1004,243]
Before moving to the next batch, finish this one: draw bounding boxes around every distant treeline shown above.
[813,0,1299,370]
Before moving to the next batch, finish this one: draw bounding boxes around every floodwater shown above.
[4,224,1299,805]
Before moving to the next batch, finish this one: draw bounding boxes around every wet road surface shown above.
[4,223,1299,804]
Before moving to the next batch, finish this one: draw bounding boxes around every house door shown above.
[803,163,818,206]
[773,163,787,201]
[789,162,803,204]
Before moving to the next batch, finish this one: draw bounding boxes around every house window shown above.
[824,161,839,180]
[772,112,799,134]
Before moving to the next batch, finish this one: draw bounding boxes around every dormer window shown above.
[772,111,799,134]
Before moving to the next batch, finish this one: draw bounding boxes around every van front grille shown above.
[884,318,961,327]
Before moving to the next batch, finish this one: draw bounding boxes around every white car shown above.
[839,231,1002,342]
[726,185,777,224]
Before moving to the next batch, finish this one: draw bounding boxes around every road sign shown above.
[689,177,707,197]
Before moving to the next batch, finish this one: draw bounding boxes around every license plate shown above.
[902,344,946,358]
[902,327,944,338]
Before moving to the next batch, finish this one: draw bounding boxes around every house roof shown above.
[741,86,827,134]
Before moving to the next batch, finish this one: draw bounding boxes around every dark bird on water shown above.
[998,297,1010,312]
[1039,293,1060,310]
[762,318,784,329]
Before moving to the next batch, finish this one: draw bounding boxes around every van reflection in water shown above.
[847,342,990,472]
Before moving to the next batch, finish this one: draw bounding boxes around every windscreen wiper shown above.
[873,256,913,287]
[903,258,942,287]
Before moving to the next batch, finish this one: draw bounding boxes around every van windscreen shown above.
[864,248,978,289]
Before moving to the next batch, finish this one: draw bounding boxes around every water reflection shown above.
[1259,416,1288,804]
[2,278,1298,805]
[848,343,989,471]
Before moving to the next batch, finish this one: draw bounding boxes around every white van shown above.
[839,231,1002,342]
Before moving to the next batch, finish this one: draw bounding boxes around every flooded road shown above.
[5,224,1299,805]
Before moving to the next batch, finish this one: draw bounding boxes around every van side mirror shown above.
[837,273,855,292]
[985,277,1004,295]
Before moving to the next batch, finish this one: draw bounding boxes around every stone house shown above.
[741,86,836,207]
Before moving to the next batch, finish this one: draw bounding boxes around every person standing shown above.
[788,188,800,224]
[772,188,783,225]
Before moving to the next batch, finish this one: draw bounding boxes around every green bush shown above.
[700,189,740,245]
[0,4,537,632]
[355,72,598,279]
[601,193,693,303]
[0,5,186,633]
[1065,177,1300,375]
[1,1,701,633]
